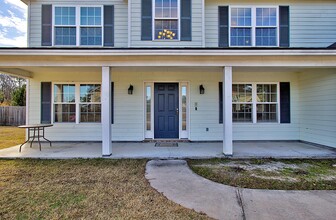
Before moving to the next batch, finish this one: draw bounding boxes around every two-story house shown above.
[0,0,335,156]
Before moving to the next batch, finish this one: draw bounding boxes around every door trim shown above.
[144,81,189,140]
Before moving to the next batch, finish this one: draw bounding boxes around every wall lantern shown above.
[199,85,205,94]
[128,85,134,95]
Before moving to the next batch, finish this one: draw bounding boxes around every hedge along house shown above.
[0,0,336,156]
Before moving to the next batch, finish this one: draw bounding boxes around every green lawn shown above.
[0,126,25,150]
[0,159,209,219]
[189,159,336,190]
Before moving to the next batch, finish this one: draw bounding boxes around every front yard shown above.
[0,159,209,219]
[0,126,25,150]
[189,159,336,190]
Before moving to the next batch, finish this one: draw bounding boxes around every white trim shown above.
[52,5,104,47]
[128,0,132,47]
[228,6,279,47]
[25,79,29,139]
[201,0,205,47]
[143,81,190,140]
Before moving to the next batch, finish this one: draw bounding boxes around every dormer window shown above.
[154,0,179,40]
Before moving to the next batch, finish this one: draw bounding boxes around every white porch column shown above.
[101,66,112,156]
[223,66,233,155]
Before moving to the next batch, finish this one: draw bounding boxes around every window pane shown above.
[154,19,178,40]
[257,104,277,122]
[55,7,76,25]
[80,84,101,102]
[182,86,187,130]
[230,28,251,46]
[54,84,75,103]
[80,104,101,123]
[54,27,76,45]
[256,28,277,46]
[231,8,251,27]
[232,104,252,122]
[80,7,101,25]
[80,27,102,45]
[54,104,76,123]
[146,86,151,131]
[232,84,252,102]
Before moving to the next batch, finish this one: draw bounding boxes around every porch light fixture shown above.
[199,85,205,94]
[128,85,134,95]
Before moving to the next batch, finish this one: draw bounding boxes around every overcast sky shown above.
[0,0,27,47]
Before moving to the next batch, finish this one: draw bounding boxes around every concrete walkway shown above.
[145,160,336,220]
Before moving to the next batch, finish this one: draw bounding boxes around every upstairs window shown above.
[54,6,103,46]
[230,7,278,47]
[154,0,179,40]
[54,7,76,45]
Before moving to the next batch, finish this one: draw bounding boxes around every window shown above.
[54,6,103,46]
[54,7,76,45]
[154,0,179,40]
[181,86,187,130]
[53,83,103,123]
[146,86,151,130]
[54,84,76,122]
[230,7,278,47]
[220,83,279,123]
[80,7,102,45]
[80,84,101,122]
[256,84,278,122]
[232,84,252,122]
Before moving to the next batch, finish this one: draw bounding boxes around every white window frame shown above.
[52,5,104,47]
[79,84,102,123]
[152,0,181,41]
[229,6,279,47]
[52,82,102,124]
[233,82,280,124]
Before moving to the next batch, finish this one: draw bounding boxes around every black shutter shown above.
[41,82,52,124]
[141,0,152,40]
[218,6,229,48]
[41,5,52,46]
[111,82,114,124]
[180,0,192,41]
[280,82,291,123]
[219,82,223,124]
[279,6,290,47]
[104,5,114,47]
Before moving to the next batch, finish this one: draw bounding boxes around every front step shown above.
[144,139,190,143]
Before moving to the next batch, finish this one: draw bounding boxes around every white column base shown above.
[223,66,233,156]
[102,66,112,156]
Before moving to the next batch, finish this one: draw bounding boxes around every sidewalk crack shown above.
[236,188,246,220]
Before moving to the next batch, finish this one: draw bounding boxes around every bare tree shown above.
[0,74,26,105]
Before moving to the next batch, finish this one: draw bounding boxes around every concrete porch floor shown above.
[0,141,336,159]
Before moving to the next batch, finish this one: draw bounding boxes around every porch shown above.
[1,141,335,159]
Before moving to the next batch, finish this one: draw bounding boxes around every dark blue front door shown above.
[154,83,179,138]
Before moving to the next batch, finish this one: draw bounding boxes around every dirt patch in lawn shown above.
[0,126,25,150]
[188,159,336,190]
[0,159,210,219]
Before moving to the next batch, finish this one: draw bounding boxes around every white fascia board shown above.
[1,49,336,56]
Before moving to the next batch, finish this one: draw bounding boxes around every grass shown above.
[0,159,210,219]
[188,159,336,190]
[0,126,25,150]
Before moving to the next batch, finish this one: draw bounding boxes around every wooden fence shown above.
[0,106,26,126]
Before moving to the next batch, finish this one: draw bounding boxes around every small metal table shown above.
[18,124,53,152]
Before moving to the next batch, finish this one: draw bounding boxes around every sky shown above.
[0,0,27,47]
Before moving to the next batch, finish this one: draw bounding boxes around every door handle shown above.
[176,108,179,115]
